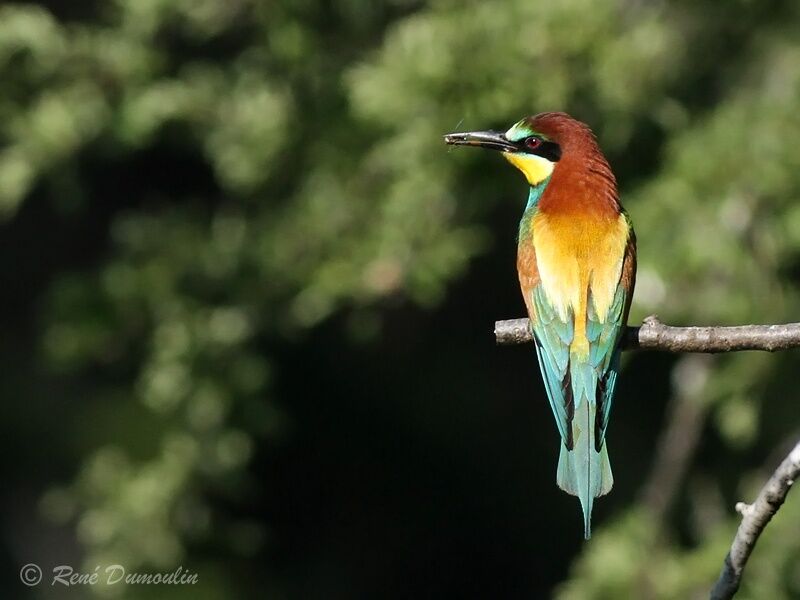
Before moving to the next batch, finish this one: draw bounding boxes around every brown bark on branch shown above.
[709,440,800,600]
[495,314,800,597]
[494,315,800,352]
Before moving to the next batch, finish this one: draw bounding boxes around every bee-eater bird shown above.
[444,112,636,538]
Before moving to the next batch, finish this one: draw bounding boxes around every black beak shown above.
[443,130,517,152]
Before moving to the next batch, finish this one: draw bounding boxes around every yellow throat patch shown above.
[503,153,554,186]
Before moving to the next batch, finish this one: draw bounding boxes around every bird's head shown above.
[444,112,596,187]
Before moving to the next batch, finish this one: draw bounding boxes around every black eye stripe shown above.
[518,138,561,162]
[538,141,562,162]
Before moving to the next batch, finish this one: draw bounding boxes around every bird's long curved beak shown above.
[443,130,517,152]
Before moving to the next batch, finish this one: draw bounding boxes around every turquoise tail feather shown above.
[556,354,614,539]
[529,285,627,539]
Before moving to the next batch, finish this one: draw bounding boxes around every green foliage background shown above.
[1,0,799,598]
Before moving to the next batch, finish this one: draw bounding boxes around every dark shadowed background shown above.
[1,0,799,598]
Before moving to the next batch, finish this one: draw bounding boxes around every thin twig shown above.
[496,312,800,597]
[709,440,800,600]
[495,315,800,353]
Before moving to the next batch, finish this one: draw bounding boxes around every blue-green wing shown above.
[587,285,628,446]
[529,283,629,449]
[529,285,574,445]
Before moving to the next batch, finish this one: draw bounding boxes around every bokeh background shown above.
[2,0,800,598]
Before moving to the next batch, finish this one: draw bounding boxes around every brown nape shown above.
[527,112,620,215]
[528,112,606,162]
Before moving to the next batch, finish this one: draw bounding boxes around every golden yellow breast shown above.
[532,211,629,351]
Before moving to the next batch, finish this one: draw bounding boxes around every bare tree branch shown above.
[497,312,800,597]
[496,313,800,597]
[709,440,800,600]
[495,315,800,352]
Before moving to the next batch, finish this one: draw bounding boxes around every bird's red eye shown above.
[525,137,542,150]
